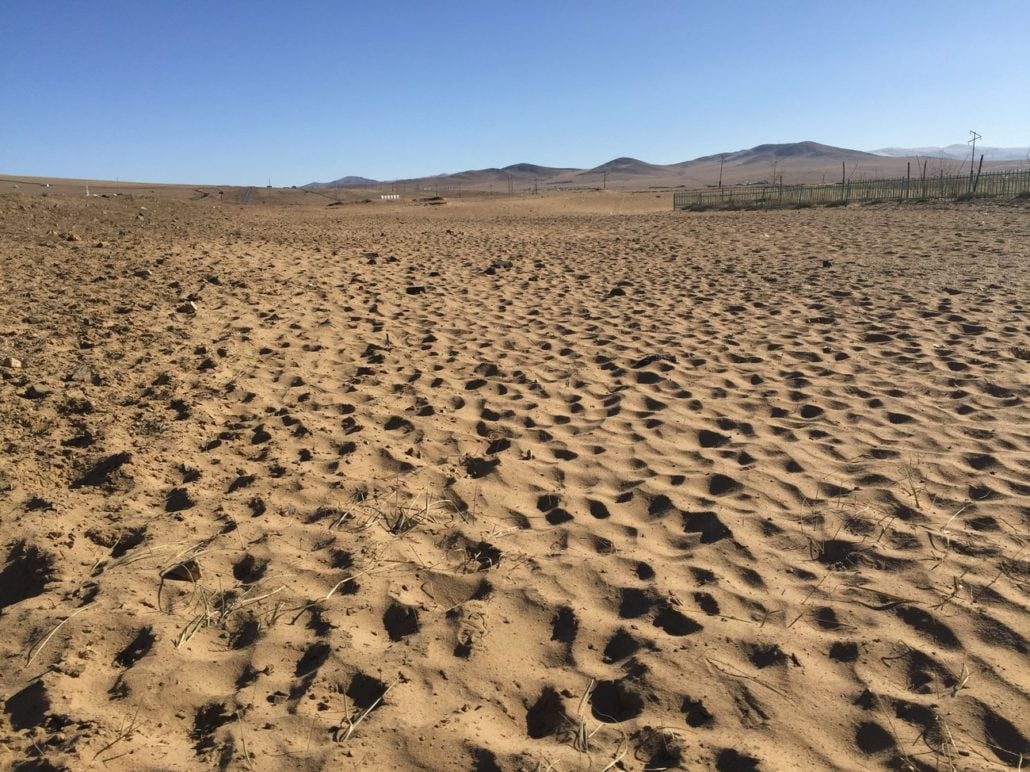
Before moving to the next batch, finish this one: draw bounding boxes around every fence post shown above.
[972,154,984,194]
[678,165,1026,209]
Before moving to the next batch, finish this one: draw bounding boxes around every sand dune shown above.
[1,189,1028,770]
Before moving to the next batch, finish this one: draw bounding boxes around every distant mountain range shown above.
[304,140,1025,191]
[873,144,1030,162]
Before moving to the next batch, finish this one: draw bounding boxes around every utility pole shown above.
[968,130,981,187]
[603,171,608,190]
[718,154,725,188]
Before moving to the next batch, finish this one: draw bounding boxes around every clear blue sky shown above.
[2,1,1027,185]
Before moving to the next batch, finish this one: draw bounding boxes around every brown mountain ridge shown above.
[307,140,1007,192]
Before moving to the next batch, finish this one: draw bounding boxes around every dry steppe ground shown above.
[0,189,1028,771]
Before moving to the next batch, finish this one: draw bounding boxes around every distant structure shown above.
[380,194,399,201]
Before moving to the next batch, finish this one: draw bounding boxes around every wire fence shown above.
[674,168,1030,210]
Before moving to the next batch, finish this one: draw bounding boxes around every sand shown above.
[0,189,1028,771]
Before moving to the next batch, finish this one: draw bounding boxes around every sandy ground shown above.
[0,190,1028,771]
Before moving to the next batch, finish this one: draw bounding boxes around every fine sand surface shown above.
[1,190,1028,771]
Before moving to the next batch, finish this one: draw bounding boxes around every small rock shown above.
[1,357,22,369]
[66,364,97,384]
[177,301,197,314]
[484,259,513,275]
[22,384,52,400]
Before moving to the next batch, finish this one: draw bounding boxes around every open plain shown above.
[0,188,1028,770]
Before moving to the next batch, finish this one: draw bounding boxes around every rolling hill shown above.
[304,175,380,189]
[305,141,1021,192]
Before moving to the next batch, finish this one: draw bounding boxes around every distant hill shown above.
[741,141,875,161]
[501,163,577,177]
[304,141,1022,192]
[584,157,668,176]
[687,141,877,168]
[304,175,379,189]
[874,145,1030,162]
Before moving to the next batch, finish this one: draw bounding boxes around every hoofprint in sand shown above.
[1,191,1028,770]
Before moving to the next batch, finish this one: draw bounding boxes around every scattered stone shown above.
[177,301,197,314]
[21,384,52,400]
[1,357,22,369]
[66,364,98,384]
[484,259,513,275]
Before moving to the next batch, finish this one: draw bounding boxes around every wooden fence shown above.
[674,168,1030,210]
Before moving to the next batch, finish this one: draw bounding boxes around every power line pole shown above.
[718,154,725,188]
[968,130,981,186]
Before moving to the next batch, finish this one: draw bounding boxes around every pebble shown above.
[1,357,22,369]
[23,384,51,399]
[67,364,96,384]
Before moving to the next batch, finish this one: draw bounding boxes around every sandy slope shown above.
[0,191,1028,771]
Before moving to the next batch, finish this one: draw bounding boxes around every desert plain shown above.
[0,185,1028,771]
